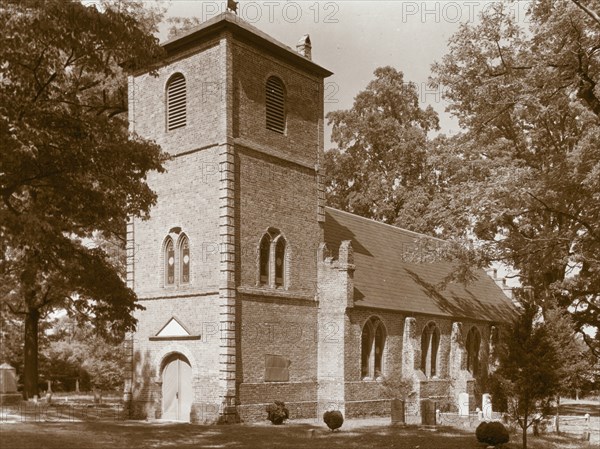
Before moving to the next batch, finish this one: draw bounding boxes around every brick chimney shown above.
[296,34,311,60]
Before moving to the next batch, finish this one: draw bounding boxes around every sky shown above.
[159,0,533,146]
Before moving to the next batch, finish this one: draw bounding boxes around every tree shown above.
[44,316,128,391]
[0,305,56,390]
[324,67,439,229]
[543,308,597,432]
[166,16,203,40]
[0,0,167,399]
[429,0,600,353]
[491,302,562,449]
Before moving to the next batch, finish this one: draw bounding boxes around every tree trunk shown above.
[555,395,560,433]
[23,308,40,400]
[522,413,528,449]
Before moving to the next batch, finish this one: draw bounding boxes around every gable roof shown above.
[323,207,517,323]
[161,12,333,78]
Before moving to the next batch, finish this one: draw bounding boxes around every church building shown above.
[127,12,516,423]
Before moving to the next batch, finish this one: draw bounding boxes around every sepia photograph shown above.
[1,1,599,448]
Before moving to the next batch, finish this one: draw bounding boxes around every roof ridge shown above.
[324,206,447,243]
[159,11,332,77]
[163,12,281,48]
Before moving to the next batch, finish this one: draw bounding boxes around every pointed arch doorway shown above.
[161,353,192,421]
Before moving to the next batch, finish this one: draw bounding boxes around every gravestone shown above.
[0,363,17,393]
[391,399,405,425]
[93,388,102,404]
[583,413,591,441]
[458,392,470,416]
[0,363,22,405]
[46,380,53,404]
[482,393,493,420]
[421,399,437,425]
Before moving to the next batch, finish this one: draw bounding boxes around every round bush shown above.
[266,400,289,425]
[476,421,510,446]
[323,410,344,431]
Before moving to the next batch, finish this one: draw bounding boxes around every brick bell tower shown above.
[127,13,332,423]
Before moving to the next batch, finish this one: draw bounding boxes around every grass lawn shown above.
[0,419,594,449]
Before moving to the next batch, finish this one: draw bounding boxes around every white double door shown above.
[162,354,192,422]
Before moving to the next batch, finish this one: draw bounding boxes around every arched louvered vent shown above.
[266,76,285,133]
[166,73,186,131]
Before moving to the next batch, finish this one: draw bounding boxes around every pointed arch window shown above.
[266,76,285,133]
[421,322,440,378]
[258,229,288,288]
[259,234,271,285]
[165,238,175,285]
[275,237,286,287]
[466,327,481,375]
[180,235,190,284]
[361,317,386,380]
[162,232,191,288]
[166,73,186,131]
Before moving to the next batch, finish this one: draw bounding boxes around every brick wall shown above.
[231,40,324,168]
[129,38,227,156]
[345,309,404,384]
[239,295,318,383]
[316,242,353,415]
[341,311,493,417]
[132,148,222,298]
[448,321,491,412]
[237,294,318,421]
[129,35,229,423]
[341,309,403,418]
[131,295,223,422]
[236,149,320,294]
[232,35,324,296]
[346,399,391,418]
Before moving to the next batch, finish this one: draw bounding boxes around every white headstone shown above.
[0,363,18,393]
[482,393,493,419]
[458,392,470,416]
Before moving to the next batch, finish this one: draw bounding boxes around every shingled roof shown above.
[323,207,517,323]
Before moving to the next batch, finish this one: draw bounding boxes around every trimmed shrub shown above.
[476,421,510,446]
[323,410,344,431]
[266,400,289,425]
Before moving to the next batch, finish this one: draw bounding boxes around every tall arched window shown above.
[361,317,386,380]
[179,235,190,284]
[421,322,440,378]
[274,237,286,287]
[259,234,271,285]
[258,229,287,288]
[466,326,481,375]
[164,238,175,285]
[166,73,186,131]
[266,76,285,133]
